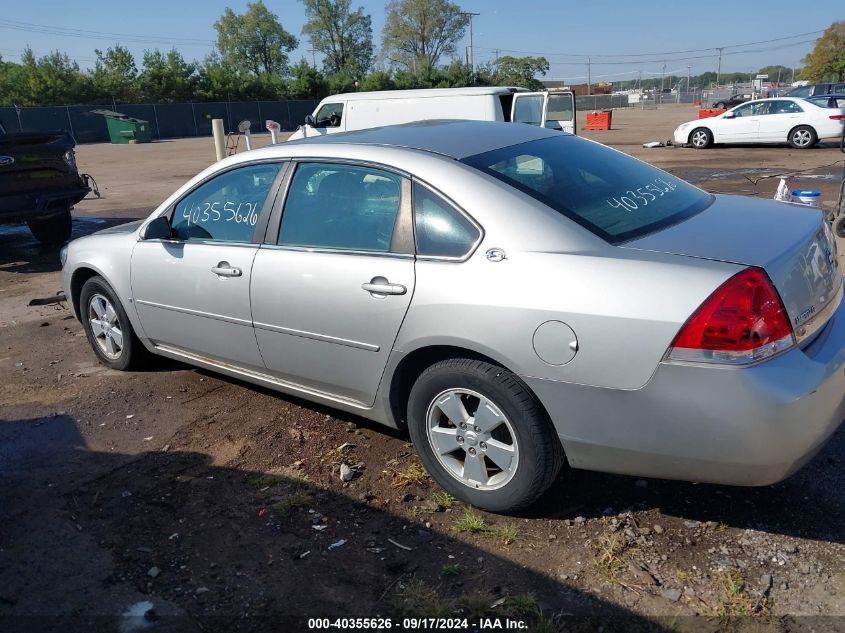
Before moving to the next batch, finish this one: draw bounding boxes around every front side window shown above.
[414,184,480,258]
[279,163,402,252]
[462,136,712,244]
[314,103,344,128]
[171,163,282,242]
[833,84,845,94]
[732,102,768,117]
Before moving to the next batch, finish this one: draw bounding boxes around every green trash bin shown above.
[92,109,152,144]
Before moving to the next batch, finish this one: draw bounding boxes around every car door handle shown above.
[362,277,407,296]
[211,262,242,277]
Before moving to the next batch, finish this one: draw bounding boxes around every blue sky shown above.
[0,0,840,82]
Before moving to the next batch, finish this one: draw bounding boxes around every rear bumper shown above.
[526,281,845,486]
[0,183,90,223]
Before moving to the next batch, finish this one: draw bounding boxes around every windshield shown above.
[461,136,713,244]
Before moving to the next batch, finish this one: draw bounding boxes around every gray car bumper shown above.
[525,283,845,486]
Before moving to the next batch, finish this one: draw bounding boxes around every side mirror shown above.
[723,111,735,119]
[140,215,172,240]
[304,114,316,126]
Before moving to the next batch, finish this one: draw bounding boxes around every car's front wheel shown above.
[689,127,713,149]
[834,215,845,239]
[80,276,147,370]
[788,125,817,149]
[27,206,72,247]
[407,358,564,514]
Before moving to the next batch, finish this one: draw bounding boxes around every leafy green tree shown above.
[301,0,373,78]
[495,56,549,90]
[91,45,138,102]
[196,52,251,101]
[17,48,86,105]
[382,0,467,74]
[287,59,328,99]
[801,22,845,82]
[756,65,792,84]
[139,49,197,102]
[214,1,298,76]
[360,70,396,91]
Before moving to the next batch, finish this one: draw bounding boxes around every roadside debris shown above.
[327,539,347,551]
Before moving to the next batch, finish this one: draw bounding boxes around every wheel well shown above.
[69,267,100,320]
[387,344,555,433]
[788,124,816,139]
[689,126,710,143]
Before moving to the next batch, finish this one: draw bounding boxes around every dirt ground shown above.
[2,105,845,633]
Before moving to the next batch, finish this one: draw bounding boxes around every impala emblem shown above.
[0,156,15,167]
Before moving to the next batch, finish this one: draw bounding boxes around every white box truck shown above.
[287,87,576,141]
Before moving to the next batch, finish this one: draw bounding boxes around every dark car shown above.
[0,119,91,246]
[805,94,845,109]
[787,83,845,98]
[711,94,752,109]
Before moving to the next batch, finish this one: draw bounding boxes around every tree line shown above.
[0,1,841,108]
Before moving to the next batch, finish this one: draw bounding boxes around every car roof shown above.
[280,120,559,160]
[318,86,528,102]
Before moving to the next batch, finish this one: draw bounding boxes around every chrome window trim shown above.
[258,243,414,259]
[411,178,485,263]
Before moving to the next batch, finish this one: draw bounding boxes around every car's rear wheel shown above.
[80,276,147,371]
[714,102,726,109]
[689,127,713,149]
[27,206,72,247]
[834,215,845,239]
[788,125,817,149]
[407,358,564,514]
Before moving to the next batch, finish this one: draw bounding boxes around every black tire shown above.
[689,127,713,149]
[713,102,726,109]
[788,125,817,149]
[27,207,72,247]
[79,276,148,371]
[407,358,564,514]
[834,215,845,240]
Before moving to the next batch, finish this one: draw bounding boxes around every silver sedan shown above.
[62,121,845,513]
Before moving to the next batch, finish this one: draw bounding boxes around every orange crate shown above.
[698,108,726,119]
[585,110,612,130]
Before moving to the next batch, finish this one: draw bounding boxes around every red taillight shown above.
[666,267,794,365]
[830,114,845,120]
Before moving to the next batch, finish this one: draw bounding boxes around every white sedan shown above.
[673,97,845,149]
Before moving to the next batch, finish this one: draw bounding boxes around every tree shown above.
[495,56,549,91]
[360,70,396,91]
[757,65,793,84]
[301,0,373,78]
[18,48,86,105]
[382,0,467,74]
[91,45,138,102]
[287,59,328,99]
[139,49,197,102]
[801,22,845,82]
[214,1,298,77]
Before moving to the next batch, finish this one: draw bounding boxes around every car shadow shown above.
[0,414,686,633]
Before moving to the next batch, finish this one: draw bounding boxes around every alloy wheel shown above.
[425,388,519,490]
[88,293,124,360]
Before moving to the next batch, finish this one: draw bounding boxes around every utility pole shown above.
[687,65,692,93]
[587,57,591,95]
[660,61,666,93]
[308,44,317,69]
[494,48,500,74]
[460,12,480,73]
[716,47,723,86]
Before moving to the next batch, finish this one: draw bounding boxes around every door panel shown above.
[758,100,803,141]
[251,250,414,404]
[131,242,264,368]
[714,102,762,143]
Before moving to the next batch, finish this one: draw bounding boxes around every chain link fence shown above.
[0,99,319,144]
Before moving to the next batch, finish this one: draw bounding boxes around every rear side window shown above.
[770,100,803,114]
[279,163,402,252]
[414,183,480,258]
[171,163,282,242]
[462,136,712,244]
[833,84,845,94]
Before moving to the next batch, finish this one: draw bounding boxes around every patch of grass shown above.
[390,579,456,618]
[457,590,495,619]
[675,570,694,585]
[270,492,314,517]
[526,617,558,633]
[318,444,353,466]
[405,505,433,521]
[491,523,520,546]
[504,593,539,617]
[441,563,462,577]
[452,507,489,534]
[430,490,456,509]
[709,568,757,618]
[592,529,627,585]
[389,462,430,489]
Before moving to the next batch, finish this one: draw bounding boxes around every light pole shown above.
[460,11,480,73]
[716,47,723,86]
[687,65,692,94]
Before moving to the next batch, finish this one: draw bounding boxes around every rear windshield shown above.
[461,136,712,244]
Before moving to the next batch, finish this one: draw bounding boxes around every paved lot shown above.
[2,105,845,632]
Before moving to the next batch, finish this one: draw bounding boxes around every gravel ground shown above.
[2,105,845,632]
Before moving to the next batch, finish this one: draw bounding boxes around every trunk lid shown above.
[623,195,842,341]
